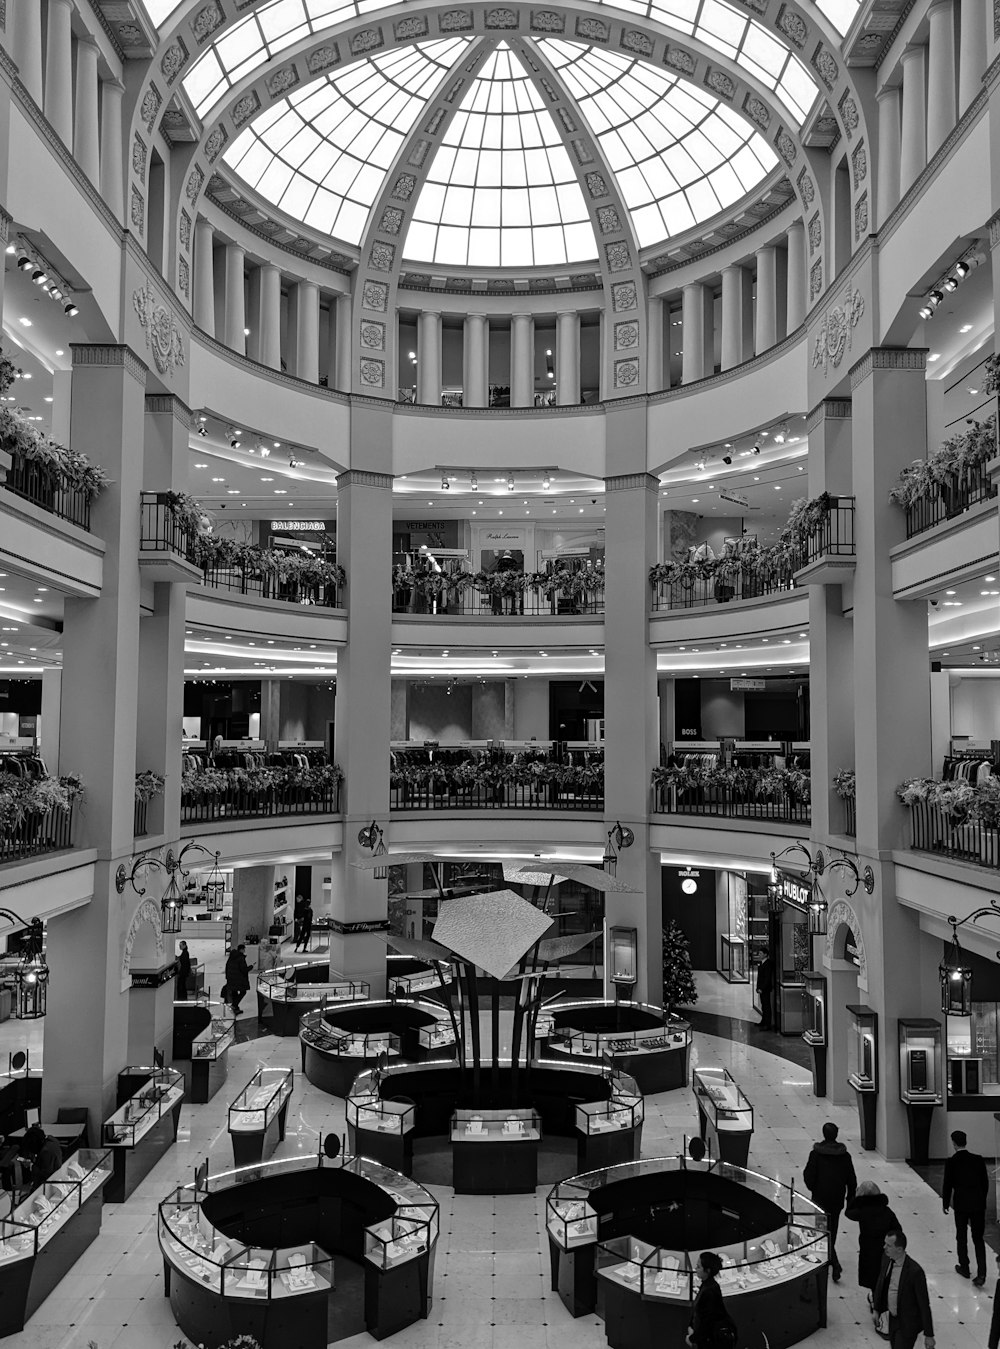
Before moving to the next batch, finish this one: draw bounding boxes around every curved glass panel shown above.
[402,45,597,268]
[223,40,472,244]
[538,41,778,249]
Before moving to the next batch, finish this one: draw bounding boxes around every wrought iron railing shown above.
[134,799,149,837]
[4,451,92,530]
[651,560,801,611]
[390,781,604,811]
[139,492,198,562]
[0,802,75,864]
[180,783,341,825]
[843,796,856,838]
[801,496,855,564]
[904,461,997,539]
[199,563,344,608]
[392,580,604,617]
[907,800,1000,870]
[652,781,810,825]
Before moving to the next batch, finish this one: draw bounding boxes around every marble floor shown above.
[0,968,993,1349]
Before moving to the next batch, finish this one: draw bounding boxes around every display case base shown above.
[697,1106,751,1168]
[230,1097,290,1168]
[577,1122,640,1172]
[105,1105,181,1203]
[166,1259,329,1349]
[452,1136,539,1194]
[364,1247,435,1340]
[188,1050,229,1105]
[906,1103,937,1165]
[347,1123,413,1175]
[853,1088,877,1151]
[549,1237,597,1318]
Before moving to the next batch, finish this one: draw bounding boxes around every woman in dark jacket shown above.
[844,1180,900,1289]
[686,1251,736,1348]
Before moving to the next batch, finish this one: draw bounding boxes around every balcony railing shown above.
[0,802,75,865]
[4,451,92,531]
[653,781,810,825]
[134,798,148,838]
[843,796,856,838]
[199,563,344,609]
[180,783,341,826]
[651,559,801,611]
[801,495,855,564]
[904,461,997,539]
[390,781,604,811]
[393,578,604,617]
[140,492,198,562]
[907,800,1000,871]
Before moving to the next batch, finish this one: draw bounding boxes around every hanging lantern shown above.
[15,961,48,1019]
[203,852,225,912]
[940,925,973,1016]
[161,871,184,935]
[808,895,828,936]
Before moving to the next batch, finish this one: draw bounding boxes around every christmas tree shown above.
[662,919,698,1011]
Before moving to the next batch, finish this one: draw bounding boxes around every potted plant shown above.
[832,769,856,799]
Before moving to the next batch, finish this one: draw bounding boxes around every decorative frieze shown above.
[849,346,927,390]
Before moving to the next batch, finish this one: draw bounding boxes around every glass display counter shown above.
[575,1090,644,1170]
[692,1067,753,1167]
[103,1066,184,1202]
[257,966,369,1036]
[801,972,827,1098]
[450,1107,541,1194]
[418,1021,456,1055]
[347,1094,415,1173]
[187,1016,235,1104]
[845,1005,878,1150]
[228,1066,294,1167]
[158,1154,439,1348]
[0,1150,113,1335]
[946,1017,984,1095]
[719,934,749,984]
[545,1012,692,1093]
[387,964,452,998]
[898,1017,943,1164]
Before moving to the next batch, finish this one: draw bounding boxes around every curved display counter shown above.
[300,997,458,1097]
[256,965,369,1036]
[386,954,453,1000]
[546,1156,828,1349]
[541,1000,692,1093]
[158,1154,439,1346]
[347,1057,643,1183]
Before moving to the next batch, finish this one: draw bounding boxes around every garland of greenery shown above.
[162,491,214,539]
[832,769,855,800]
[193,534,345,591]
[0,773,84,832]
[181,762,343,801]
[889,415,998,509]
[0,346,109,500]
[897,775,1000,828]
[135,771,166,804]
[648,494,834,590]
[651,762,811,804]
[392,565,603,605]
[390,757,603,792]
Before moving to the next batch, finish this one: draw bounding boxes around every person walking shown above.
[294,901,313,953]
[224,943,251,1015]
[803,1121,857,1282]
[685,1251,737,1348]
[987,1247,1000,1349]
[872,1230,935,1349]
[755,951,775,1030]
[943,1128,989,1285]
[176,940,191,1001]
[292,894,305,949]
[844,1180,901,1290]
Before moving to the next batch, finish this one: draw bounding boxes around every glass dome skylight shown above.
[537,41,779,249]
[403,46,596,268]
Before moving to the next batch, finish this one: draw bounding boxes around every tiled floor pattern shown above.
[0,969,995,1348]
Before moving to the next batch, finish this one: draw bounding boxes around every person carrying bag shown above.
[686,1251,738,1349]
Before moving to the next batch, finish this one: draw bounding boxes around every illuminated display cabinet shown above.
[801,972,827,1098]
[846,1005,878,1151]
[692,1066,753,1167]
[898,1018,943,1165]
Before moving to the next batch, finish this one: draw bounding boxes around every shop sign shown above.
[270,520,327,531]
[731,678,766,691]
[678,866,701,895]
[326,919,390,935]
[130,962,178,988]
[775,869,811,910]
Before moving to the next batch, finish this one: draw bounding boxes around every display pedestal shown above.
[549,1239,597,1317]
[905,1103,936,1165]
[697,1105,751,1168]
[0,1186,106,1333]
[186,1049,229,1105]
[452,1135,539,1194]
[853,1088,877,1151]
[230,1092,291,1167]
[364,1247,435,1341]
[348,1122,413,1175]
[105,1103,182,1203]
[577,1121,640,1172]
[809,1044,827,1098]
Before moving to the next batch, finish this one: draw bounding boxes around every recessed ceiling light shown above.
[18,317,31,327]
[211,477,224,482]
[959,324,973,333]
[946,590,956,595]
[274,489,287,494]
[986,576,996,582]
[928,353,941,362]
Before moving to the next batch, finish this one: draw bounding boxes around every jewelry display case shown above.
[347,1094,415,1173]
[103,1066,184,1202]
[801,972,827,1098]
[450,1107,541,1194]
[417,1021,456,1055]
[719,934,749,985]
[364,1204,439,1270]
[387,963,452,998]
[845,1005,878,1150]
[898,1017,943,1164]
[228,1067,294,1166]
[574,1091,644,1169]
[692,1067,753,1166]
[257,967,369,1036]
[187,1016,235,1104]
[544,1004,692,1092]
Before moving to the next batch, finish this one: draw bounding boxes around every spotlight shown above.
[63,301,78,317]
[774,423,787,444]
[918,305,933,320]
[289,455,297,468]
[722,455,732,465]
[441,475,449,490]
[928,290,943,307]
[197,425,208,438]
[470,472,478,491]
[542,475,551,490]
[752,442,762,455]
[507,474,515,492]
[15,251,31,272]
[956,260,971,279]
[259,446,270,458]
[230,437,240,449]
[943,276,958,292]
[30,268,47,285]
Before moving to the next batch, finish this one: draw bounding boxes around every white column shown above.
[74,39,101,187]
[259,264,281,370]
[958,0,987,113]
[44,0,73,145]
[295,280,320,383]
[899,46,927,197]
[720,265,744,371]
[926,1,957,157]
[511,313,534,407]
[223,243,246,354]
[50,368,72,446]
[646,296,663,393]
[335,294,352,392]
[681,283,708,383]
[12,0,44,105]
[755,246,777,353]
[99,80,125,221]
[417,311,442,405]
[556,311,580,405]
[40,668,62,776]
[463,313,488,408]
[194,219,215,336]
[876,86,902,225]
[786,222,807,330]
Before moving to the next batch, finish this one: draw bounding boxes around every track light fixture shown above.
[928,290,943,307]
[441,475,449,490]
[470,472,478,491]
[197,424,208,438]
[919,251,980,318]
[15,252,31,272]
[63,300,78,317]
[918,305,933,320]
[722,454,732,465]
[943,276,959,292]
[955,260,971,279]
[542,475,551,490]
[507,474,515,492]
[30,268,47,286]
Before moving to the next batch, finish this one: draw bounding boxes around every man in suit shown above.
[873,1230,935,1349]
[943,1128,989,1285]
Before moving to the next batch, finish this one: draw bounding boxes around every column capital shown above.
[875,83,901,103]
[900,43,927,64]
[557,309,580,319]
[75,34,101,54]
[101,77,126,96]
[144,394,192,426]
[71,344,147,385]
[806,398,852,433]
[605,471,659,494]
[0,207,11,245]
[849,346,928,390]
[336,469,394,491]
[926,0,953,15]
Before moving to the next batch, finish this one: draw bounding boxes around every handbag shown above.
[868,1292,890,1340]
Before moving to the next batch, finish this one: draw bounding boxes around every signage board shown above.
[731,679,766,691]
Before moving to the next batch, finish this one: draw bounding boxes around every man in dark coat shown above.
[943,1128,989,1284]
[803,1121,857,1281]
[176,940,191,1001]
[755,952,775,1030]
[685,1251,736,1348]
[872,1230,935,1349]
[224,944,251,1015]
[844,1180,901,1289]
